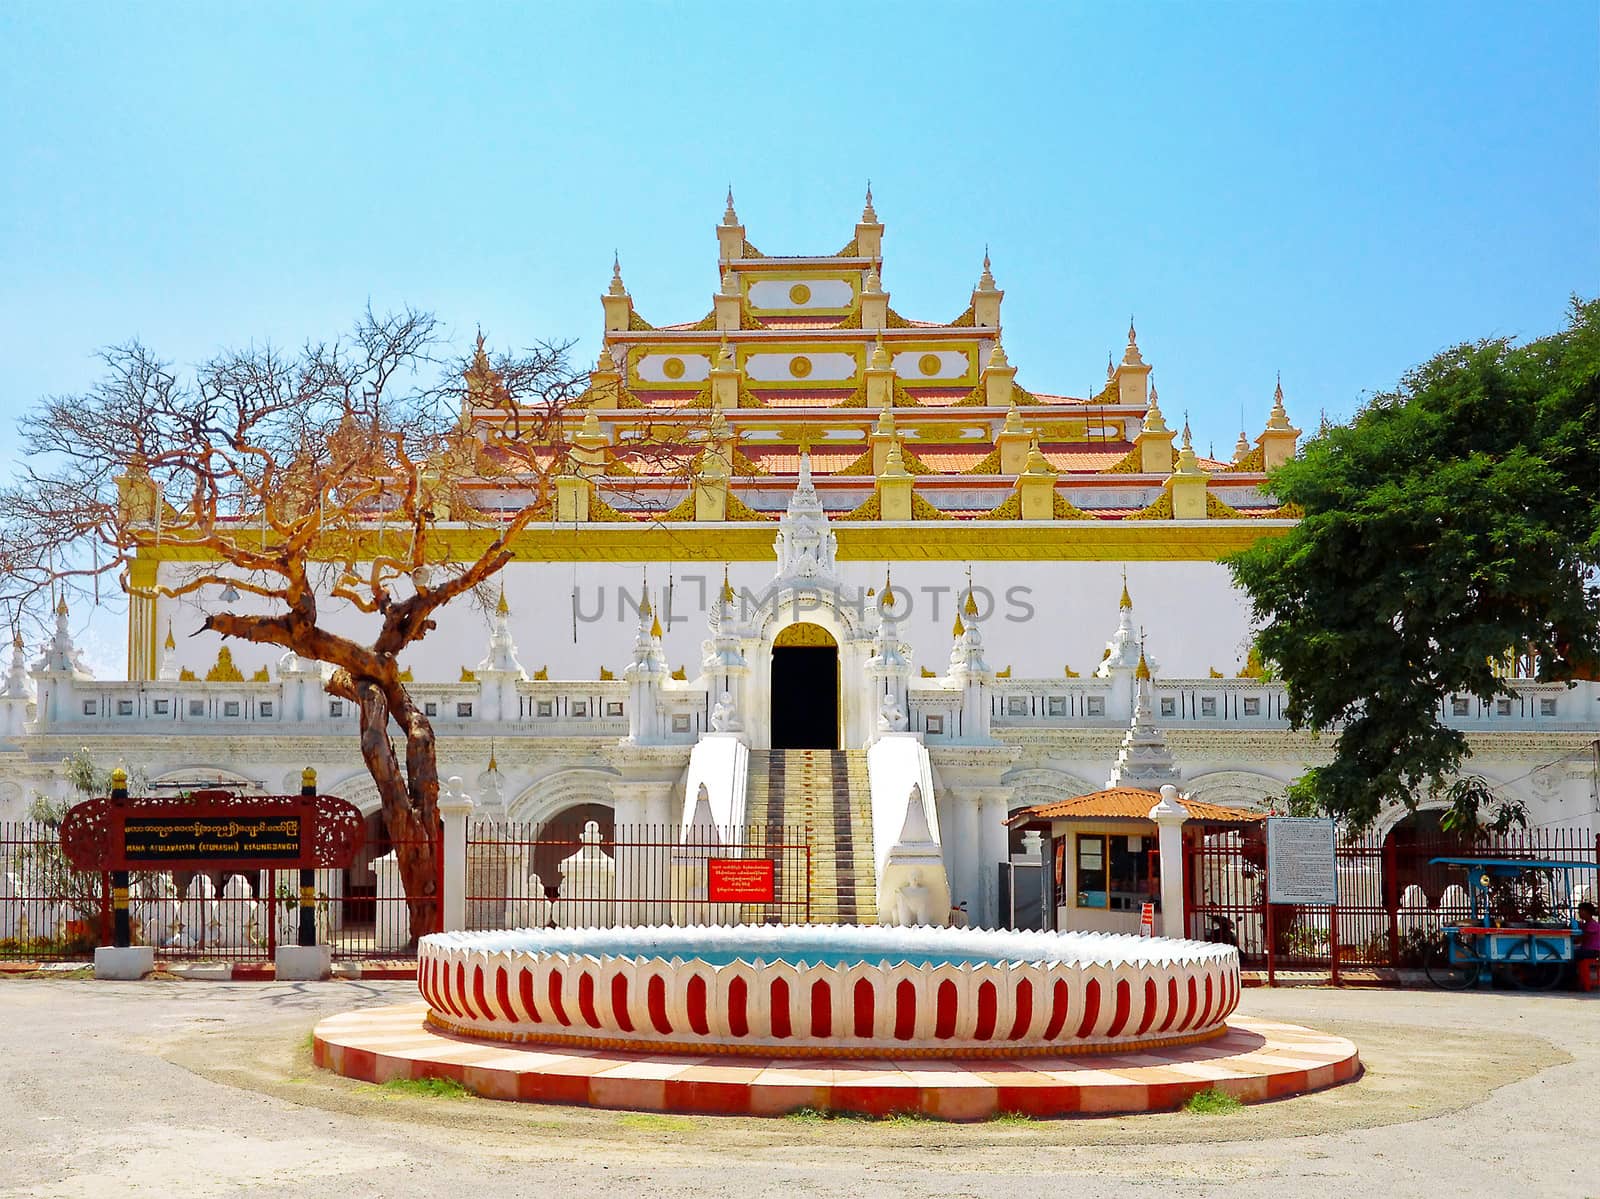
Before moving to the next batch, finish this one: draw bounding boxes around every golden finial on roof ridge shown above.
[1135,646,1151,681]
[164,621,175,650]
[608,252,627,296]
[487,739,499,774]
[869,330,891,370]
[881,569,896,609]
[1267,371,1292,430]
[952,609,965,638]
[987,338,1009,369]
[722,185,739,227]
[56,595,68,617]
[496,584,509,616]
[861,181,877,224]
[1119,568,1132,611]
[977,246,996,291]
[650,611,663,639]
[720,565,735,604]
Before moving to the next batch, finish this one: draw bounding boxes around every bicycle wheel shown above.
[1423,936,1479,990]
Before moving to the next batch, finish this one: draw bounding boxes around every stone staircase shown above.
[744,749,877,925]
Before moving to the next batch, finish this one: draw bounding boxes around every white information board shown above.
[1266,818,1339,905]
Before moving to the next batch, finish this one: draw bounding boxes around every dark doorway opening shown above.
[771,645,839,749]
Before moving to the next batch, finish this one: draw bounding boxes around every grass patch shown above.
[377,1076,472,1100]
[989,1110,1036,1125]
[618,1113,697,1132]
[1183,1087,1243,1115]
[783,1105,924,1124]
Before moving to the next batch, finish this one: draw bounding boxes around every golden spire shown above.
[977,246,997,291]
[1021,435,1053,475]
[863,265,883,294]
[869,330,892,370]
[987,338,1010,370]
[881,438,911,478]
[164,621,175,651]
[1106,352,1115,382]
[1267,371,1292,430]
[650,610,663,639]
[1119,568,1132,611]
[496,584,509,616]
[720,566,735,604]
[1123,315,1145,367]
[56,595,68,617]
[952,609,965,638]
[1002,399,1024,434]
[881,569,896,609]
[963,589,979,618]
[861,181,877,224]
[1135,647,1151,681]
[487,739,499,774]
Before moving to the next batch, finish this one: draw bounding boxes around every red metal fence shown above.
[0,818,438,963]
[465,820,813,930]
[1185,827,1599,978]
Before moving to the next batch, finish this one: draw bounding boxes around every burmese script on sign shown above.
[707,858,777,903]
[123,816,303,864]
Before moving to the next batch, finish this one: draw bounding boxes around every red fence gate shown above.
[1185,827,1599,979]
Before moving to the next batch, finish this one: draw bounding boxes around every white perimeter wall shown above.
[153,559,1253,685]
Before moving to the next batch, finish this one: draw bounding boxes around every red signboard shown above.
[707,857,776,903]
[1139,902,1156,937]
[59,790,363,873]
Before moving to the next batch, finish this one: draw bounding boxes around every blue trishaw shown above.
[1422,857,1587,991]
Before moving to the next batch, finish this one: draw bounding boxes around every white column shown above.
[438,776,474,933]
[978,792,1008,929]
[950,790,981,922]
[1149,784,1189,939]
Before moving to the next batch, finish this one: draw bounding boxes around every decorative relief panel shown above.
[892,347,977,383]
[746,277,855,313]
[632,350,713,386]
[744,350,860,384]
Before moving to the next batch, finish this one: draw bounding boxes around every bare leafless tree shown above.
[0,307,703,941]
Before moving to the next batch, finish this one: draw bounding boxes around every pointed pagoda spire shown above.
[1267,371,1291,430]
[476,580,525,678]
[1107,632,1179,789]
[4,630,30,699]
[1122,315,1145,367]
[1106,351,1115,382]
[977,246,997,292]
[869,330,891,370]
[158,621,178,682]
[1233,428,1251,463]
[496,583,509,617]
[608,251,627,297]
[861,181,877,224]
[722,185,739,227]
[987,338,1010,370]
[1119,568,1132,611]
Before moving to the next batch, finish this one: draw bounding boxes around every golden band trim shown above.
[421,1008,1225,1060]
[300,886,316,902]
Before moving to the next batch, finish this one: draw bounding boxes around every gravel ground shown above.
[0,976,1595,1198]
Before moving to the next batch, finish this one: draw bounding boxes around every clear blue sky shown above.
[2,0,1595,469]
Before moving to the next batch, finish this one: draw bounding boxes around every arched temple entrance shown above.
[771,622,839,749]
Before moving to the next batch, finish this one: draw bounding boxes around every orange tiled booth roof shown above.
[1008,788,1266,824]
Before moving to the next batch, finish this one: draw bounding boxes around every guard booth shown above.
[1008,787,1265,936]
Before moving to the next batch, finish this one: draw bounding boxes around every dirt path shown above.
[1,978,1594,1197]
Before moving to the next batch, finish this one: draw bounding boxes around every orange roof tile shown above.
[1009,788,1265,824]
[1044,450,1132,472]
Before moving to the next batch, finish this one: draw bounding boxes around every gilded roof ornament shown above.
[608,252,627,296]
[722,185,739,227]
[164,621,176,650]
[1135,647,1151,681]
[976,247,997,292]
[881,439,911,478]
[1001,401,1024,434]
[987,339,1010,370]
[1122,316,1145,366]
[869,331,892,370]
[863,266,883,295]
[861,181,877,224]
[1119,568,1132,611]
[496,584,509,616]
[1267,372,1293,430]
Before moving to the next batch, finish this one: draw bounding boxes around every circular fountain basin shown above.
[418,924,1240,1058]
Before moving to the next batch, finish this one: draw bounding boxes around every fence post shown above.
[1384,837,1400,970]
[273,767,332,981]
[1148,787,1188,939]
[438,777,474,933]
[298,769,317,949]
[1329,903,1341,986]
[91,769,153,980]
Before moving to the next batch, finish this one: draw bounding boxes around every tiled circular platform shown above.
[314,1003,1359,1119]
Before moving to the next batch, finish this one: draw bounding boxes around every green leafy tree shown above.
[1229,299,1600,829]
